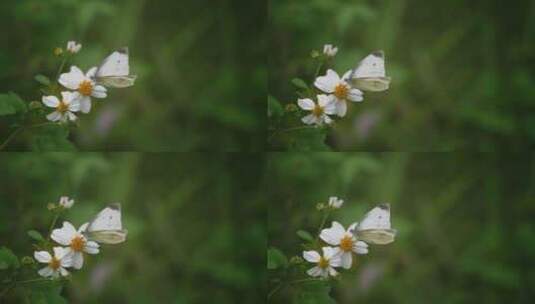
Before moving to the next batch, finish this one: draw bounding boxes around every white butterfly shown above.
[85,203,128,244]
[349,51,391,92]
[95,47,137,88]
[353,203,397,245]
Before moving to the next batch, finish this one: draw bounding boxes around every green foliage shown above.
[30,125,75,151]
[296,230,314,243]
[270,0,535,150]
[27,230,45,243]
[0,247,19,270]
[0,153,265,303]
[267,153,535,303]
[0,0,264,151]
[293,281,336,304]
[267,247,288,270]
[0,92,27,116]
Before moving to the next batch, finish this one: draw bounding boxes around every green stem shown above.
[267,125,317,143]
[267,283,283,301]
[47,212,60,242]
[316,209,331,243]
[289,278,322,285]
[0,122,56,151]
[55,56,69,81]
[0,127,24,151]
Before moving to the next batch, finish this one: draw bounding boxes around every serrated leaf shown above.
[293,281,336,304]
[30,125,75,151]
[267,247,288,270]
[28,230,45,242]
[297,230,315,242]
[35,75,51,86]
[290,127,331,151]
[0,92,27,115]
[291,78,309,90]
[0,246,20,270]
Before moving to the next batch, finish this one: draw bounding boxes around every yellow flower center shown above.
[318,257,329,269]
[70,235,86,252]
[78,80,93,96]
[339,235,353,252]
[57,101,69,113]
[334,83,348,99]
[312,105,324,117]
[48,257,60,270]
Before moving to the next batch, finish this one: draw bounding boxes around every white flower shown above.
[297,95,336,126]
[320,221,368,269]
[42,91,81,123]
[58,196,74,209]
[323,44,338,57]
[34,247,72,278]
[59,66,107,113]
[328,196,344,209]
[66,41,82,54]
[314,69,363,117]
[51,221,100,269]
[303,247,342,278]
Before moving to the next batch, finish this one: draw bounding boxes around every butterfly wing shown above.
[86,203,127,244]
[95,48,136,88]
[355,203,396,245]
[349,51,391,92]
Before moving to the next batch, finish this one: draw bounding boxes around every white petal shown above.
[320,268,329,278]
[34,251,52,263]
[348,223,358,233]
[38,267,54,278]
[84,241,100,254]
[297,98,315,110]
[53,247,67,259]
[86,67,98,78]
[328,266,338,277]
[347,88,363,102]
[353,241,369,255]
[314,69,340,93]
[51,222,76,245]
[59,66,84,90]
[303,250,321,263]
[78,96,92,113]
[322,246,338,260]
[68,97,80,112]
[307,266,322,277]
[341,70,352,81]
[71,252,84,269]
[59,267,70,277]
[46,111,62,122]
[334,100,346,117]
[78,223,89,233]
[301,114,316,125]
[91,85,107,98]
[323,115,333,125]
[42,96,59,108]
[317,94,334,107]
[319,222,345,245]
[340,252,352,269]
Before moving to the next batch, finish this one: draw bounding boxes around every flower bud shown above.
[54,47,63,56]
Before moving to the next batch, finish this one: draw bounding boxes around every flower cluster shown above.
[297,44,389,126]
[33,196,110,278]
[302,197,395,279]
[41,41,130,123]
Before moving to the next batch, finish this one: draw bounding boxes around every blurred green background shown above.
[0,153,265,303]
[267,153,535,303]
[0,0,265,151]
[269,0,535,150]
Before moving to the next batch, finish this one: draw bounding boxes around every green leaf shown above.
[0,246,20,270]
[267,247,288,270]
[0,92,27,115]
[28,230,45,242]
[291,78,309,90]
[30,281,67,304]
[296,230,315,242]
[290,127,331,151]
[268,95,284,119]
[293,281,336,304]
[30,125,75,151]
[35,74,51,86]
